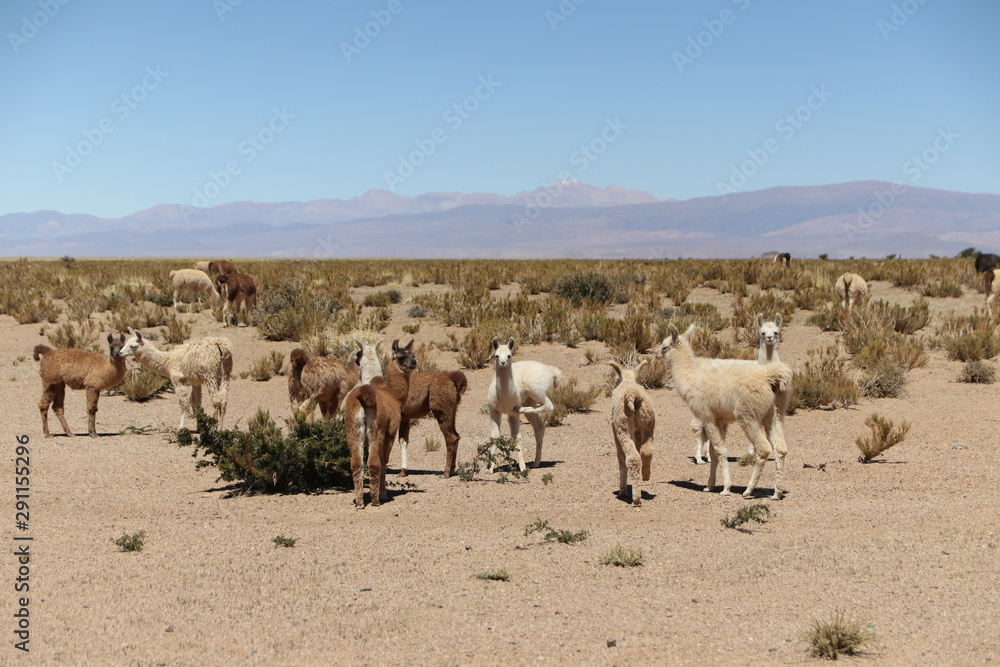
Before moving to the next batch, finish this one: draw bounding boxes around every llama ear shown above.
[491,337,500,351]
[681,324,695,340]
[118,333,125,343]
[666,324,679,345]
[354,337,363,350]
[507,337,515,351]
[375,338,384,351]
[391,339,400,353]
[403,338,414,351]
[634,358,649,375]
[608,362,623,385]
[107,333,114,343]
[135,329,144,342]
[756,313,763,327]
[775,313,783,328]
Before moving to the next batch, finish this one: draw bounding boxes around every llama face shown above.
[759,321,781,348]
[390,338,417,371]
[117,328,145,358]
[107,333,126,359]
[491,337,516,369]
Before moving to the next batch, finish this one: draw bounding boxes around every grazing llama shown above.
[208,260,237,276]
[192,261,211,272]
[169,269,217,309]
[773,252,791,266]
[344,339,417,508]
[835,272,869,308]
[609,361,656,507]
[486,337,562,472]
[691,314,783,464]
[117,328,233,429]
[34,333,128,437]
[662,324,792,500]
[215,273,257,327]
[287,343,363,420]
[397,367,469,478]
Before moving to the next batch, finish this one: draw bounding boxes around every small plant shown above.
[401,323,420,335]
[113,366,169,402]
[957,359,997,384]
[859,361,907,398]
[721,504,771,530]
[457,330,493,370]
[114,530,146,552]
[524,518,588,544]
[546,376,601,426]
[455,461,478,482]
[407,303,428,318]
[806,611,877,660]
[423,436,442,452]
[541,472,554,485]
[475,568,510,582]
[601,544,644,567]
[272,535,298,548]
[469,437,531,480]
[736,452,758,467]
[789,347,860,412]
[248,354,276,381]
[160,315,192,344]
[855,413,910,463]
[582,348,601,365]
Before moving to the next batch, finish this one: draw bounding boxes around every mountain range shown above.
[2,179,998,259]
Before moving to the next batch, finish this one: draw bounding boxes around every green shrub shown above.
[114,530,146,552]
[721,504,771,530]
[921,281,963,298]
[113,366,169,402]
[859,361,907,398]
[362,289,402,307]
[475,569,510,582]
[524,518,588,544]
[553,271,618,306]
[790,347,859,412]
[178,410,352,493]
[254,281,346,341]
[957,359,997,384]
[272,535,297,548]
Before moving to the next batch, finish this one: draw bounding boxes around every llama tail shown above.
[33,344,52,362]
[449,370,469,397]
[353,384,379,410]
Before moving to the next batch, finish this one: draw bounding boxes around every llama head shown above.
[357,337,385,383]
[117,328,146,358]
[660,324,694,356]
[609,359,647,387]
[390,339,417,372]
[756,313,782,350]
[107,332,126,359]
[491,337,516,368]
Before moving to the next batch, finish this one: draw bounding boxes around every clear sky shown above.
[2,0,998,218]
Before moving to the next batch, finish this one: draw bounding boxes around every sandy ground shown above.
[3,280,999,665]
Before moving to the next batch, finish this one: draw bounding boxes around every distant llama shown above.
[691,314,783,464]
[773,252,791,266]
[117,328,233,429]
[215,273,257,327]
[169,269,217,310]
[34,333,128,437]
[608,360,656,507]
[835,272,869,308]
[486,338,562,472]
[975,252,1000,295]
[662,324,792,500]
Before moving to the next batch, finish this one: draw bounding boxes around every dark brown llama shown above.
[397,368,469,477]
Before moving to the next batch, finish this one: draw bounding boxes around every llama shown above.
[986,269,1000,315]
[486,337,562,472]
[208,260,237,276]
[397,368,469,478]
[609,361,656,507]
[691,313,783,464]
[34,333,128,437]
[977,253,1000,295]
[169,269,217,309]
[835,272,869,308]
[288,343,363,420]
[343,339,417,508]
[215,273,257,327]
[192,261,211,272]
[661,324,792,500]
[117,328,233,429]
[773,252,791,266]
[358,338,384,384]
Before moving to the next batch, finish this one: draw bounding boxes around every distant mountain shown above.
[1,181,997,259]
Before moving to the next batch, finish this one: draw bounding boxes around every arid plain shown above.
[2,258,998,665]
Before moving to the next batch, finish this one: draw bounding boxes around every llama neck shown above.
[134,342,171,377]
[494,361,515,391]
[667,338,697,395]
[758,341,779,363]
[384,361,411,403]
[103,355,128,389]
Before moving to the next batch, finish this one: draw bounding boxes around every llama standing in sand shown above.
[34,333,128,437]
[397,367,468,478]
[662,324,792,500]
[486,338,562,472]
[117,328,233,429]
[343,339,417,508]
[609,361,656,507]
[835,272,869,308]
[691,314,783,464]
[288,343,363,420]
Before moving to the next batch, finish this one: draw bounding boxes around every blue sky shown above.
[2,0,998,218]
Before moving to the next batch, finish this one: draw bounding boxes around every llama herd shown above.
[31,267,968,508]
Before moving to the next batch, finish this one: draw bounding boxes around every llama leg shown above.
[434,409,460,479]
[190,384,203,419]
[525,411,545,468]
[349,408,367,508]
[769,414,789,500]
[518,395,555,414]
[39,383,62,437]
[397,418,411,477]
[640,436,653,483]
[740,419,773,498]
[85,388,101,437]
[176,384,192,430]
[703,422,731,495]
[614,435,628,499]
[508,413,526,472]
[625,438,642,507]
[368,439,384,507]
[487,409,502,473]
[692,419,708,464]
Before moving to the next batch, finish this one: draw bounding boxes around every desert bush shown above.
[661,274,697,305]
[455,437,531,482]
[475,569,510,582]
[553,271,618,306]
[855,412,910,463]
[160,315,191,344]
[859,361,907,398]
[731,291,796,345]
[921,281,963,298]
[867,298,930,334]
[113,366,170,402]
[362,289,402,307]
[790,286,827,311]
[254,281,346,341]
[423,437,442,453]
[601,545,644,567]
[9,293,61,324]
[359,306,391,332]
[248,351,285,381]
[807,302,850,332]
[790,347,860,412]
[635,355,669,389]
[110,302,171,332]
[177,409,352,493]
[524,518,588,545]
[272,535,297,548]
[407,303,428,318]
[957,359,997,384]
[401,323,420,335]
[687,327,754,360]
[457,330,494,370]
[936,311,1000,361]
[806,611,877,660]
[46,320,100,351]
[888,261,925,288]
[546,376,601,426]
[721,504,771,530]
[114,531,146,553]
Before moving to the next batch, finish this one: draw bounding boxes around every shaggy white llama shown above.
[169,269,217,309]
[835,272,869,308]
[486,337,562,472]
[609,360,656,507]
[662,325,792,500]
[691,313,783,464]
[117,328,233,429]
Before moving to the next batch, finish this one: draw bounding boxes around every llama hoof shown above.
[719,489,731,496]
[631,501,642,508]
[702,486,714,493]
[770,493,783,500]
[742,491,753,499]
[398,469,408,477]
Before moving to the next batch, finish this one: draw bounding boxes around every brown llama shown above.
[208,260,237,276]
[288,344,363,419]
[34,333,128,437]
[215,273,257,327]
[397,368,469,478]
[343,339,417,508]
